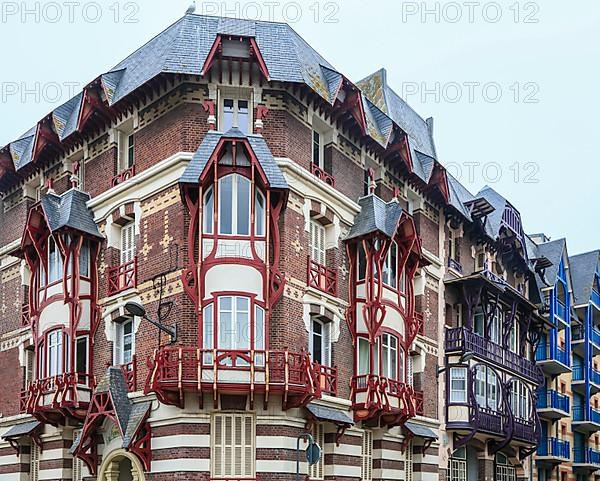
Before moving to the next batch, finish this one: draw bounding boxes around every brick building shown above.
[0,12,597,481]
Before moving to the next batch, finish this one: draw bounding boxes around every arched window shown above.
[495,453,516,481]
[204,174,266,237]
[47,330,64,377]
[219,174,251,235]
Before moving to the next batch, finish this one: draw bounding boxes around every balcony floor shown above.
[537,359,571,375]
[538,407,570,420]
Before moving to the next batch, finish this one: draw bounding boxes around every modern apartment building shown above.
[0,11,597,481]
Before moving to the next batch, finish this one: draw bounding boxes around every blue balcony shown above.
[555,300,568,325]
[592,289,600,310]
[573,365,600,395]
[572,324,600,356]
[535,343,570,375]
[573,406,600,433]
[573,447,600,469]
[537,390,569,419]
[537,437,570,462]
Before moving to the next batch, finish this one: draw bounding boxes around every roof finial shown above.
[70,161,81,190]
[368,168,376,195]
[186,0,196,14]
[45,177,55,195]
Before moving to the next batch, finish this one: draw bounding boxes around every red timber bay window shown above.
[147,129,323,410]
[345,194,427,426]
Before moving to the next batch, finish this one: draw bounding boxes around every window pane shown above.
[358,338,369,375]
[127,134,135,167]
[223,99,234,132]
[79,242,89,277]
[76,338,87,375]
[220,176,233,234]
[255,190,265,236]
[312,130,321,166]
[219,297,233,349]
[358,244,366,280]
[312,320,323,364]
[255,307,264,351]
[236,176,250,236]
[237,100,249,134]
[236,297,250,349]
[204,187,214,234]
[203,304,214,364]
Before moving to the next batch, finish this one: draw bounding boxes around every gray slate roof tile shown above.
[346,194,403,240]
[569,250,600,305]
[40,189,102,238]
[180,128,288,189]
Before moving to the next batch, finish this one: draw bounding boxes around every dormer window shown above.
[221,98,250,134]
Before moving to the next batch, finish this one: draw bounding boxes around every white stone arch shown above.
[97,448,146,481]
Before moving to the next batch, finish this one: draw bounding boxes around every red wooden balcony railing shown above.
[351,374,419,426]
[21,303,30,327]
[310,163,335,188]
[415,311,425,335]
[145,347,329,409]
[414,389,424,415]
[120,355,137,392]
[315,364,338,396]
[22,372,94,422]
[111,165,135,187]
[108,258,137,295]
[307,257,337,296]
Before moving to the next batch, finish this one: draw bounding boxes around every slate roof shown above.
[71,368,151,454]
[569,250,600,306]
[357,68,436,161]
[536,238,567,285]
[346,194,403,240]
[305,403,354,426]
[1,421,41,440]
[40,189,102,238]
[179,128,288,189]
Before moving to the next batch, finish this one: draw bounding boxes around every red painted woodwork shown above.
[120,355,137,392]
[307,257,337,296]
[111,165,136,187]
[145,347,322,410]
[73,384,152,474]
[107,257,137,295]
[21,303,30,327]
[32,118,62,162]
[310,163,336,187]
[315,364,338,396]
[350,374,417,427]
[202,34,270,80]
[414,389,424,416]
[77,85,113,133]
[22,373,93,425]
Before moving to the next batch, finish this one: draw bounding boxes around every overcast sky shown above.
[1,0,598,254]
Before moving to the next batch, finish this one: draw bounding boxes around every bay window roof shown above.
[345,194,403,241]
[179,127,288,190]
[39,189,102,238]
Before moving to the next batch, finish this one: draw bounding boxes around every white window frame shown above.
[47,330,63,377]
[211,413,255,478]
[449,449,467,481]
[309,220,327,265]
[381,333,399,380]
[203,185,214,234]
[114,318,135,366]
[255,188,266,236]
[449,367,467,403]
[382,242,398,288]
[120,222,135,265]
[361,430,373,481]
[309,318,331,367]
[48,236,63,283]
[309,423,325,479]
[312,129,324,168]
[220,97,251,134]
[218,174,251,236]
[117,121,135,173]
